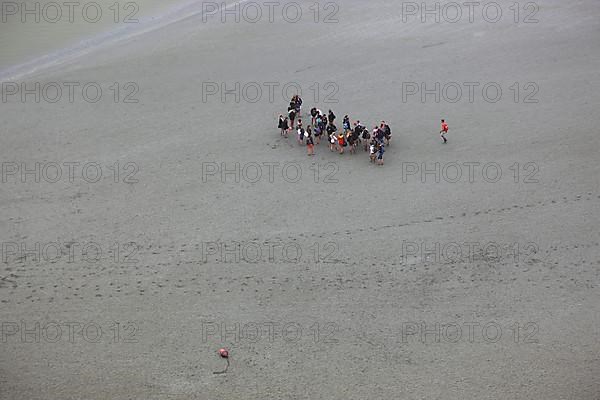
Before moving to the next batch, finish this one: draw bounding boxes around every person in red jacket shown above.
[440,119,449,143]
[337,132,346,154]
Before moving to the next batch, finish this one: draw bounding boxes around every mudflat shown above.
[1,1,599,399]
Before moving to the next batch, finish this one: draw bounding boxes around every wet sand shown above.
[1,0,599,399]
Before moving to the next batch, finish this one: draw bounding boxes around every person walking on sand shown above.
[440,119,449,143]
[294,95,302,115]
[342,115,351,135]
[313,123,322,144]
[281,117,289,137]
[376,142,385,165]
[353,121,362,142]
[382,121,392,146]
[328,109,336,125]
[362,126,371,152]
[311,107,318,125]
[317,114,328,137]
[278,115,286,136]
[369,139,377,163]
[306,129,315,156]
[337,132,346,154]
[348,129,359,154]
[297,125,305,145]
[288,108,296,130]
[327,123,337,152]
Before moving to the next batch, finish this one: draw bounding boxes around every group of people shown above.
[277,96,391,165]
[277,96,451,164]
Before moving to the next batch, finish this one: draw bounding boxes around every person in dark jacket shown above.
[328,109,336,125]
[281,117,289,137]
[288,108,296,130]
[306,127,314,156]
[310,107,318,125]
[278,115,285,136]
[381,121,392,145]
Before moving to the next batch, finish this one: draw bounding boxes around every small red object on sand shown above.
[213,348,230,374]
